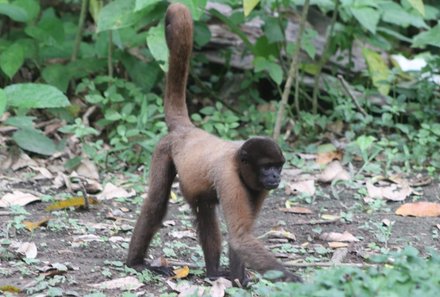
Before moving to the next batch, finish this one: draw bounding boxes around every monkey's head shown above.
[238,137,285,191]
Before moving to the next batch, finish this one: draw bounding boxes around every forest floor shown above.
[1,163,440,296]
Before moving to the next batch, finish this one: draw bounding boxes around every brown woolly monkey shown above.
[126,3,302,284]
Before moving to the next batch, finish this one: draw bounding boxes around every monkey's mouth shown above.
[263,182,280,190]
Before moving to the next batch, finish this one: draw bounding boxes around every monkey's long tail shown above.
[163,3,194,131]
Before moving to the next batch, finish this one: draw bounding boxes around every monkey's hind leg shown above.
[126,138,176,272]
[193,200,223,279]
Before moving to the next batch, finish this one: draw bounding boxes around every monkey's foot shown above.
[127,261,175,277]
[148,264,175,277]
[283,271,303,283]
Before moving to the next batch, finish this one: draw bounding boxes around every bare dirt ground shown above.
[1,169,440,296]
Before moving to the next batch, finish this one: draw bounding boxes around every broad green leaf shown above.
[0,3,28,22]
[0,89,6,115]
[12,128,59,156]
[254,57,283,85]
[356,135,376,152]
[5,83,70,109]
[380,2,427,29]
[350,7,380,34]
[4,116,35,129]
[243,0,259,17]
[42,64,71,93]
[146,22,168,71]
[362,48,390,95]
[134,0,161,11]
[0,43,24,79]
[15,0,40,21]
[194,22,211,47]
[412,23,440,48]
[176,0,207,21]
[97,0,145,32]
[407,0,425,16]
[267,63,283,85]
[89,0,103,23]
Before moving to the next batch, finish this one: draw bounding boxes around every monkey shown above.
[126,3,302,284]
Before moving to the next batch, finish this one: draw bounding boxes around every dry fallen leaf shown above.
[45,196,98,211]
[280,206,313,214]
[0,191,40,208]
[173,266,190,279]
[317,161,351,183]
[89,276,143,290]
[15,242,38,259]
[97,183,136,200]
[265,227,296,241]
[285,180,315,196]
[320,231,359,242]
[167,280,205,297]
[321,214,341,221]
[170,230,197,240]
[328,242,349,248]
[316,150,343,165]
[23,217,51,232]
[395,202,440,217]
[76,158,99,180]
[366,176,412,201]
[210,277,232,297]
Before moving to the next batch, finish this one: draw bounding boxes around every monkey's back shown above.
[169,127,239,201]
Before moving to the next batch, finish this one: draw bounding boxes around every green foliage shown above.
[74,76,167,165]
[230,247,440,297]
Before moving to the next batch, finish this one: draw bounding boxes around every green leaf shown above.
[5,116,35,129]
[243,0,259,17]
[0,2,28,22]
[0,43,24,79]
[97,0,145,32]
[15,0,40,22]
[0,89,6,115]
[362,48,390,95]
[350,6,380,34]
[407,0,425,16]
[134,0,161,11]
[42,64,71,93]
[356,135,376,152]
[5,83,70,109]
[146,22,168,71]
[254,56,283,85]
[89,0,103,23]
[412,23,440,48]
[194,22,211,47]
[105,110,122,121]
[176,0,207,21]
[380,2,427,29]
[12,128,59,156]
[267,63,283,85]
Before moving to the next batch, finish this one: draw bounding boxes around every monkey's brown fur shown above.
[126,3,301,283]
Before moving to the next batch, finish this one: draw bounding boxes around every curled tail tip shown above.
[165,3,193,51]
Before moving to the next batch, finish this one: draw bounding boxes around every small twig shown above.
[71,0,89,61]
[82,105,97,127]
[337,74,368,117]
[311,0,339,114]
[108,31,114,78]
[291,218,339,225]
[273,0,310,141]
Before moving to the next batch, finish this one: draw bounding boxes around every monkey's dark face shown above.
[238,137,285,191]
[259,163,283,190]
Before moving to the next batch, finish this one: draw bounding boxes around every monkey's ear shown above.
[239,149,249,163]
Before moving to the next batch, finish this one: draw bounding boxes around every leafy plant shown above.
[229,247,440,297]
